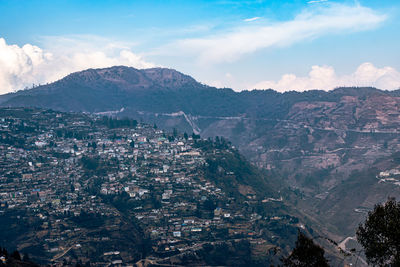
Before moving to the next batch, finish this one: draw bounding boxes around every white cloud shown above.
[308,0,328,4]
[251,63,400,92]
[244,17,261,22]
[175,3,386,64]
[207,80,225,88]
[0,38,51,93]
[0,36,154,94]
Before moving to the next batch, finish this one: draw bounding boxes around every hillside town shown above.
[0,108,301,266]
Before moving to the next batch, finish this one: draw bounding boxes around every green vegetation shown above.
[0,246,39,266]
[357,198,400,266]
[98,116,137,129]
[281,232,329,267]
[70,211,106,229]
[195,137,275,198]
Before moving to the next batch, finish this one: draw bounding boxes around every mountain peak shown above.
[330,86,384,97]
[141,67,197,87]
[63,66,198,89]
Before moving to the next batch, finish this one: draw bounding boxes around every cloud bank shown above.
[0,37,154,94]
[251,63,400,92]
[176,3,387,64]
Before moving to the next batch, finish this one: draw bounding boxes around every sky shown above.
[0,0,400,94]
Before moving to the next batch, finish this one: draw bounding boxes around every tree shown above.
[22,253,31,262]
[11,250,21,261]
[356,197,400,266]
[192,133,200,140]
[281,231,329,267]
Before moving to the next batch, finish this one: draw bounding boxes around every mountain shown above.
[0,66,201,113]
[2,66,400,240]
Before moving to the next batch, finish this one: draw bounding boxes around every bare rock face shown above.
[228,93,400,190]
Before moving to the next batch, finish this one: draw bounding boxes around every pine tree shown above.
[281,231,329,267]
[11,250,21,261]
[357,197,400,266]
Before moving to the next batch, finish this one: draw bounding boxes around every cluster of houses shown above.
[377,168,400,186]
[0,108,295,266]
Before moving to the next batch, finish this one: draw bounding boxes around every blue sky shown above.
[0,0,399,93]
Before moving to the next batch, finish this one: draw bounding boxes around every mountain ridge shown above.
[2,65,398,110]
